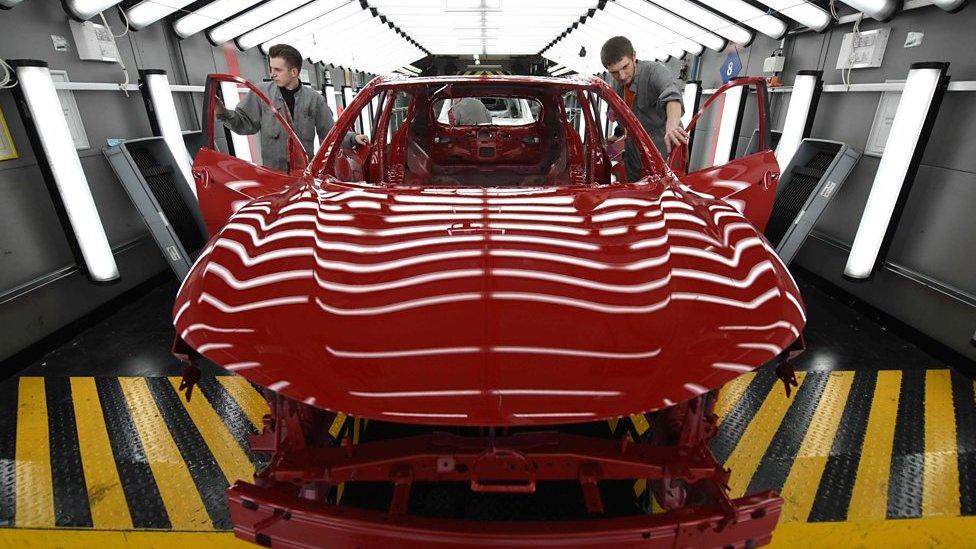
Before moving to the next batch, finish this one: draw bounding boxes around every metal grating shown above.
[764,149,836,247]
[128,146,205,255]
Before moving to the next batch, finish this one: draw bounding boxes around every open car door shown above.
[667,76,779,231]
[194,74,308,235]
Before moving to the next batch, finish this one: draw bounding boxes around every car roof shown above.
[372,74,603,91]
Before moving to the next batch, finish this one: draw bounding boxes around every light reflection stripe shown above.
[383,412,468,418]
[213,239,314,267]
[315,293,481,316]
[494,389,621,396]
[222,224,315,247]
[490,268,671,293]
[328,346,481,358]
[513,412,596,418]
[199,292,309,313]
[315,250,482,273]
[489,234,599,251]
[205,263,313,290]
[737,342,783,355]
[672,262,774,288]
[349,390,480,398]
[491,291,671,314]
[316,269,483,294]
[490,346,660,359]
[315,235,482,254]
[490,249,669,271]
[672,287,781,310]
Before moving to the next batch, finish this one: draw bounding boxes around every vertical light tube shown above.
[139,70,196,198]
[218,81,253,162]
[598,97,609,139]
[775,70,822,172]
[10,60,119,283]
[680,80,701,128]
[342,86,357,131]
[359,90,372,140]
[845,62,950,279]
[63,0,122,21]
[713,84,746,166]
[325,84,339,119]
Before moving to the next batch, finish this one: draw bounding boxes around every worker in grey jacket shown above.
[215,43,366,173]
[601,36,687,181]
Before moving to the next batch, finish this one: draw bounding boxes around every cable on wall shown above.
[99,11,131,96]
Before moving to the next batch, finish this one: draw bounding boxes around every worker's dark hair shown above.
[268,44,303,71]
[600,36,636,67]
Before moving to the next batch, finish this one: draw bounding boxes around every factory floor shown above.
[0,272,974,548]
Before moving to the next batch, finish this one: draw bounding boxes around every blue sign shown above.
[721,50,742,84]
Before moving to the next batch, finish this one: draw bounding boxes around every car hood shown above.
[173,178,805,425]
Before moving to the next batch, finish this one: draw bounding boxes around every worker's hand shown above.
[664,122,689,154]
[214,96,227,117]
[354,134,369,147]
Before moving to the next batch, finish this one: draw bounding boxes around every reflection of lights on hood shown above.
[328,346,480,359]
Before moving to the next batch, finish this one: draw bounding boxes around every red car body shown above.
[173,74,804,548]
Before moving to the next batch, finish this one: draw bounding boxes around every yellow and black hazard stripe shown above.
[0,376,265,530]
[2,368,976,533]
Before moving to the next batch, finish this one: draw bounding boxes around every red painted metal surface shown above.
[176,74,802,547]
[177,75,803,427]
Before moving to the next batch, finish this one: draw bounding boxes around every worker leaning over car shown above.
[601,36,688,181]
[214,43,367,173]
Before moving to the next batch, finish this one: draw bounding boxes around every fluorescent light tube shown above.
[754,0,832,32]
[63,0,122,21]
[931,0,970,10]
[695,0,787,39]
[139,70,196,198]
[208,0,310,46]
[845,62,950,279]
[218,81,253,163]
[713,83,746,166]
[646,0,753,46]
[173,0,262,39]
[775,70,822,172]
[9,60,119,283]
[237,0,347,51]
[681,80,701,128]
[838,0,901,20]
[125,0,194,31]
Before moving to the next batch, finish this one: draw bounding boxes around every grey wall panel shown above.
[0,1,273,364]
[0,238,167,364]
[885,165,976,295]
[796,235,976,363]
[0,163,75,291]
[811,156,879,244]
[689,4,976,360]
[921,92,976,174]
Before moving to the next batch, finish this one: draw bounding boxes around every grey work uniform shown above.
[450,97,491,125]
[609,60,684,181]
[217,81,354,173]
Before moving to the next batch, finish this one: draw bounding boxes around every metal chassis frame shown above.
[225,390,784,548]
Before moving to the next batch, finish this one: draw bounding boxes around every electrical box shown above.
[763,55,785,75]
[68,20,119,63]
[836,28,890,70]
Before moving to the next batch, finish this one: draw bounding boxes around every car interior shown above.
[325,83,638,187]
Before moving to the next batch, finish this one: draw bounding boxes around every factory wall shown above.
[0,2,274,364]
[691,4,976,361]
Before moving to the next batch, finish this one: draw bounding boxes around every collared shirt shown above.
[609,60,684,180]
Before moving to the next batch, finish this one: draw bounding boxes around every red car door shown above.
[668,77,779,232]
[193,74,308,235]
